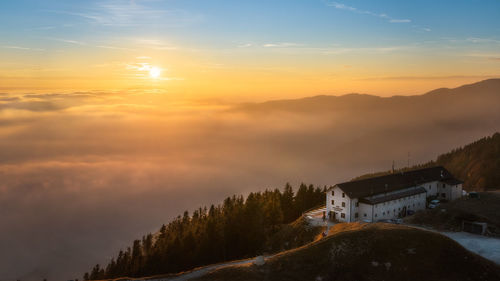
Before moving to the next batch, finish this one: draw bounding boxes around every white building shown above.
[326,166,463,223]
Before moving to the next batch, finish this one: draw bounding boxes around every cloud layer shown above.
[1,81,499,280]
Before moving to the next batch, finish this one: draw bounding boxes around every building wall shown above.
[358,202,373,222]
[350,198,360,222]
[439,183,463,201]
[326,186,351,222]
[368,192,427,221]
[422,181,462,201]
[327,180,462,222]
[452,183,463,200]
[422,181,440,197]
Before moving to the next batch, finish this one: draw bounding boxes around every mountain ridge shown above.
[235,78,500,112]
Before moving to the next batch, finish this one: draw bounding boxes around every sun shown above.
[149,67,161,79]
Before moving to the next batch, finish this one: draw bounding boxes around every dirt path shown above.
[146,256,266,281]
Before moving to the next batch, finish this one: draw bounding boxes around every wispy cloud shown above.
[50,0,202,27]
[359,75,500,81]
[49,38,87,45]
[125,62,171,81]
[45,37,134,51]
[237,43,253,48]
[326,1,411,24]
[133,38,177,50]
[466,37,500,44]
[320,45,413,55]
[95,45,135,51]
[231,43,413,55]
[1,45,45,51]
[262,42,302,48]
[390,19,411,23]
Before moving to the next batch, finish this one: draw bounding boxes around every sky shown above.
[1,0,500,100]
[1,1,500,280]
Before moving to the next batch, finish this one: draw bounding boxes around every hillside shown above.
[353,132,500,191]
[433,133,500,191]
[193,223,500,281]
[82,184,325,280]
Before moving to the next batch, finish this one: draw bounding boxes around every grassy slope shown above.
[265,216,324,253]
[405,191,500,236]
[194,223,500,281]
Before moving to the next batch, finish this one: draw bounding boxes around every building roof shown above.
[440,178,464,185]
[334,166,460,199]
[358,187,427,205]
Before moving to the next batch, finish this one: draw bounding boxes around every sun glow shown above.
[149,67,161,79]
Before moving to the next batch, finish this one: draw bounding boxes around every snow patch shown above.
[442,232,500,265]
[254,256,265,266]
[384,262,391,271]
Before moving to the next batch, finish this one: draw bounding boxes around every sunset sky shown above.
[1,0,500,100]
[1,1,500,280]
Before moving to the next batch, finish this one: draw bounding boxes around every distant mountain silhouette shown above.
[232,79,500,184]
[237,78,500,114]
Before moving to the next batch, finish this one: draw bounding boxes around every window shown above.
[341,213,345,218]
[355,202,359,207]
[383,212,385,215]
[443,184,445,188]
[375,214,378,218]
[331,200,334,205]
[332,191,334,196]
[342,202,346,207]
[364,213,367,217]
[355,213,359,218]
[441,193,446,198]
[342,192,345,198]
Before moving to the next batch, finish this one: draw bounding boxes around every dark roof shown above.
[440,178,464,185]
[335,166,460,199]
[359,187,427,205]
